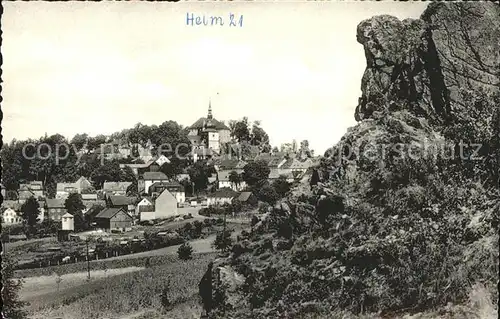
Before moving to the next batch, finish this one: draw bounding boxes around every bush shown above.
[177,242,193,260]
[212,230,233,252]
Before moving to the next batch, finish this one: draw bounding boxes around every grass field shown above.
[24,252,217,319]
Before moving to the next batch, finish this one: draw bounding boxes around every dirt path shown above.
[19,267,144,301]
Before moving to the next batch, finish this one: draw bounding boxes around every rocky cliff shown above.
[199,3,499,318]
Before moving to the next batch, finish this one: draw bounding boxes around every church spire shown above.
[207,99,213,120]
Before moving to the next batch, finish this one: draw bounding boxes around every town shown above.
[1,103,320,271]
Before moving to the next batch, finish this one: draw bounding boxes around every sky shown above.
[1,1,428,155]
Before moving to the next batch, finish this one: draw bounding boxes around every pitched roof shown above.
[236,192,253,202]
[149,181,182,189]
[103,181,132,192]
[189,117,230,130]
[108,196,135,206]
[46,199,65,208]
[62,212,74,218]
[2,200,21,210]
[83,200,106,209]
[217,169,244,182]
[138,197,154,205]
[207,187,239,198]
[142,171,169,181]
[218,159,247,170]
[96,207,128,219]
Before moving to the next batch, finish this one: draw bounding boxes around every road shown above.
[93,228,244,262]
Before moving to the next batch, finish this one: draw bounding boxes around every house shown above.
[148,181,185,203]
[153,189,179,219]
[95,207,133,231]
[56,177,92,199]
[102,181,133,197]
[135,197,154,216]
[278,157,313,176]
[45,199,68,221]
[207,187,239,206]
[187,103,231,153]
[106,195,136,216]
[155,155,171,167]
[268,169,295,183]
[1,200,44,223]
[61,213,74,231]
[18,181,44,201]
[217,170,247,191]
[233,192,258,206]
[82,199,106,215]
[119,158,160,177]
[138,171,169,194]
[1,208,22,225]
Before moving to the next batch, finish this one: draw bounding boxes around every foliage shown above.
[177,242,194,260]
[254,182,280,205]
[64,193,85,215]
[242,160,270,187]
[228,171,243,188]
[310,169,320,189]
[1,258,27,319]
[213,230,233,253]
[188,160,216,194]
[20,197,40,235]
[272,175,291,198]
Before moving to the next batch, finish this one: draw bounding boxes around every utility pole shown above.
[86,237,90,280]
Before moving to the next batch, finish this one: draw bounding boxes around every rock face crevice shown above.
[200,3,500,318]
[354,15,451,124]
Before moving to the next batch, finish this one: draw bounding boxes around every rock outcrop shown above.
[199,3,499,318]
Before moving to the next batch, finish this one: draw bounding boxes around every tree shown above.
[177,242,193,260]
[213,230,233,253]
[87,134,107,151]
[20,197,40,235]
[188,160,215,194]
[255,182,280,205]
[120,165,137,182]
[1,258,27,319]
[65,193,87,231]
[242,160,270,187]
[299,140,312,158]
[310,169,320,189]
[70,133,89,150]
[250,121,270,147]
[65,193,85,215]
[90,161,123,189]
[228,171,242,189]
[272,175,291,198]
[232,117,251,142]
[126,182,138,197]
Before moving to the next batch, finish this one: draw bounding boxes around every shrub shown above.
[177,243,193,260]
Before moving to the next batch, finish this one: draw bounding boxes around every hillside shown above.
[198,2,499,318]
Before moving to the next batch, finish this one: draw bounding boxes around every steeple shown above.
[207,99,213,120]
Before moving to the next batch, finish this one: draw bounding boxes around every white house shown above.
[135,197,154,216]
[206,187,239,206]
[1,208,22,225]
[56,176,92,199]
[217,170,247,191]
[139,171,170,194]
[61,213,74,231]
[155,155,171,167]
[148,182,185,203]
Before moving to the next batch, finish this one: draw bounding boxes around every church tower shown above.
[205,100,220,153]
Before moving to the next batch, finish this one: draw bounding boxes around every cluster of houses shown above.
[1,105,318,232]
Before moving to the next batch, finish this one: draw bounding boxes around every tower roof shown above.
[208,100,213,120]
